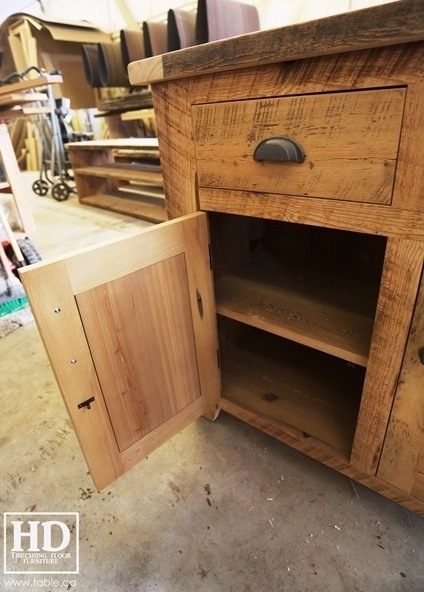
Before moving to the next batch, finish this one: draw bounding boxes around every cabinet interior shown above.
[210,213,387,458]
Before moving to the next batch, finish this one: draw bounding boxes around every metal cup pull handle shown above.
[253,136,305,163]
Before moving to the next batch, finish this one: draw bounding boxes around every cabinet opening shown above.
[211,213,386,458]
[210,213,386,366]
[218,317,365,458]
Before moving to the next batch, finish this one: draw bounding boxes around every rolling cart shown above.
[31,89,79,201]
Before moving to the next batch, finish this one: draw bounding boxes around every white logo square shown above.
[3,512,79,574]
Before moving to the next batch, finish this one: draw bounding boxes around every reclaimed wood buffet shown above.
[21,0,424,514]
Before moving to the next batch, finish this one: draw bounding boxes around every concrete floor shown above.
[1,175,423,592]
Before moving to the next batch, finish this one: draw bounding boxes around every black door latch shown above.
[77,396,95,410]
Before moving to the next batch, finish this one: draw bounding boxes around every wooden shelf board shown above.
[219,325,364,457]
[79,193,168,223]
[0,74,62,96]
[75,165,163,187]
[0,92,48,106]
[216,261,378,366]
[0,181,10,191]
[67,138,159,150]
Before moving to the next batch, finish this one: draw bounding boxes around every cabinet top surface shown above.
[128,0,424,86]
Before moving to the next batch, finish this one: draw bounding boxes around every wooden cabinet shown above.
[20,1,424,514]
[67,138,167,224]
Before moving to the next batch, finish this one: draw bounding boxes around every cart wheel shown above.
[51,182,70,201]
[32,179,49,196]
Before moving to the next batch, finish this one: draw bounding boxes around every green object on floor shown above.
[0,295,29,316]
[0,261,28,317]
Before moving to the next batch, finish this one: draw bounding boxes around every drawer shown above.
[192,88,406,205]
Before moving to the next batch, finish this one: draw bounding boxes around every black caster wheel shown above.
[32,179,49,196]
[51,182,70,201]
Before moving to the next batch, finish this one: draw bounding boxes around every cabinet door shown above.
[19,213,220,490]
[378,265,424,500]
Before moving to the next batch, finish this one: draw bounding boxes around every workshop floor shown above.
[1,174,423,592]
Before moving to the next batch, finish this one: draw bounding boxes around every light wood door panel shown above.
[19,213,220,490]
[76,254,201,452]
[377,264,424,499]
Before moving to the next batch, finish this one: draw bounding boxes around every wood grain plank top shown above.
[128,0,424,85]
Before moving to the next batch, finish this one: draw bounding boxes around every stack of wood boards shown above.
[0,74,63,171]
[96,88,153,117]
[0,75,61,121]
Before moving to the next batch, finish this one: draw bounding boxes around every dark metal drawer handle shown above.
[418,347,424,365]
[253,136,305,163]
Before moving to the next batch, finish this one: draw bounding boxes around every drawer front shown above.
[192,88,405,204]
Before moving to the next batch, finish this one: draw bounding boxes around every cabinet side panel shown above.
[351,239,424,474]
[152,80,198,218]
[378,265,424,496]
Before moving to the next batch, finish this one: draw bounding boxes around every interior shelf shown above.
[211,214,385,367]
[218,318,365,458]
[211,214,385,457]
[216,259,377,366]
